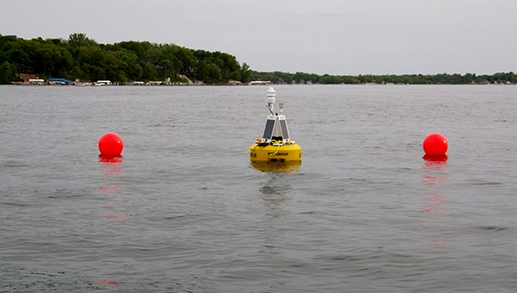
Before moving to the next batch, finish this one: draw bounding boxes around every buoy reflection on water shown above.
[250,161,301,173]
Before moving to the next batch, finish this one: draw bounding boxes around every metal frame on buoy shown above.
[261,87,291,143]
[248,87,302,163]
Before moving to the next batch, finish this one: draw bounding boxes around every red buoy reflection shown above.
[423,154,448,164]
[95,150,127,289]
[418,153,451,258]
[98,155,123,177]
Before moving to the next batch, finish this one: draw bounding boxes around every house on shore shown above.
[28,78,45,85]
[96,80,112,86]
[250,80,272,85]
[16,73,42,84]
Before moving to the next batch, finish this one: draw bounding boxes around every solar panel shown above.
[262,119,275,139]
[280,120,289,140]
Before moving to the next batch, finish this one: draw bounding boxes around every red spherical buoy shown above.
[98,132,123,156]
[423,133,448,156]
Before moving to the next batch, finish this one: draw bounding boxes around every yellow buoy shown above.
[248,141,302,162]
[247,87,302,163]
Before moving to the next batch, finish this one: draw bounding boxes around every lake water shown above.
[0,84,515,292]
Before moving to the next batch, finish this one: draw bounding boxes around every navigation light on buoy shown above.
[247,87,302,163]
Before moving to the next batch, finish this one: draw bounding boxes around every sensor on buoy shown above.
[247,87,302,163]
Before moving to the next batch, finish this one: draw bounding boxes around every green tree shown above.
[205,62,222,83]
[68,33,97,47]
[0,61,12,84]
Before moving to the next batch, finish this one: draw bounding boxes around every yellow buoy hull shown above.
[248,143,302,163]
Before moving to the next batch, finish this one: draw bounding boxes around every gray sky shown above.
[1,0,515,75]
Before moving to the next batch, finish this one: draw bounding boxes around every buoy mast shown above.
[260,87,291,144]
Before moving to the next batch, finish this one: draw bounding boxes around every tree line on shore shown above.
[251,71,516,85]
[0,33,251,85]
[0,33,514,85]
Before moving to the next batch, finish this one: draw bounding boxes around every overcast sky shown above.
[1,0,515,75]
